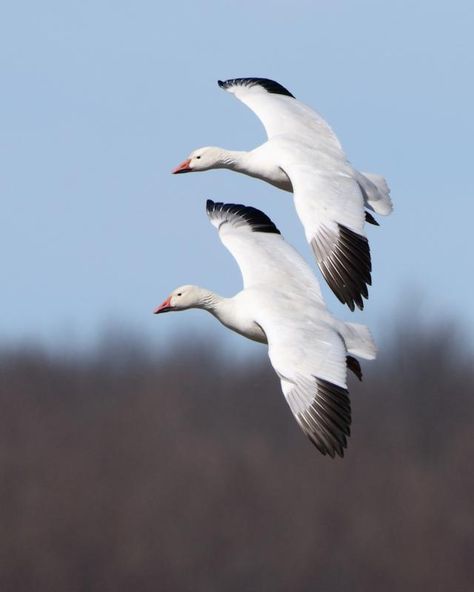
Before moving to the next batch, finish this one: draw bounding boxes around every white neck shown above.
[196,289,236,326]
[217,149,251,173]
[194,288,266,344]
[194,289,225,312]
[216,147,291,192]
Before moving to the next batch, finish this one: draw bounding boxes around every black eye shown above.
[196,155,201,159]
[177,292,182,296]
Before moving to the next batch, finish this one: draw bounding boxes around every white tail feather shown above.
[338,321,377,360]
[358,172,393,216]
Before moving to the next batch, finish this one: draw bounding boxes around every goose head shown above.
[154,285,210,313]
[172,147,224,174]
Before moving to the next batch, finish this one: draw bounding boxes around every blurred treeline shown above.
[0,322,473,592]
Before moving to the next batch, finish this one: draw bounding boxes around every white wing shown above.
[218,77,344,157]
[207,198,370,457]
[283,160,371,311]
[206,200,324,302]
[256,300,351,458]
[220,78,373,310]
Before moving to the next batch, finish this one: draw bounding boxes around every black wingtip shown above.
[312,224,372,311]
[298,378,351,459]
[218,77,295,98]
[206,200,281,235]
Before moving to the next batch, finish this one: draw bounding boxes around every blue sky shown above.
[2,0,473,351]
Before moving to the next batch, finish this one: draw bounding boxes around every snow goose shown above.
[154,199,376,457]
[172,78,392,311]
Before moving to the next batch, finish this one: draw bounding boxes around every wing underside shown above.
[285,164,371,310]
[264,315,351,458]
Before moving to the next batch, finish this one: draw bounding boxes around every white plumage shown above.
[155,200,376,458]
[172,77,392,311]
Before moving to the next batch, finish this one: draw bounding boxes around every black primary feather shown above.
[206,200,281,235]
[365,211,379,226]
[312,224,372,311]
[346,355,363,381]
[218,77,295,98]
[298,378,351,458]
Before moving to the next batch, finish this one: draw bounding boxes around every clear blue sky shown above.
[2,0,473,351]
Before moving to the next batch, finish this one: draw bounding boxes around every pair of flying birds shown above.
[155,77,392,458]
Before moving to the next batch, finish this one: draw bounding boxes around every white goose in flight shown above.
[172,77,392,311]
[154,200,376,457]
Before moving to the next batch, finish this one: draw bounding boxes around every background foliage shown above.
[1,322,473,591]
